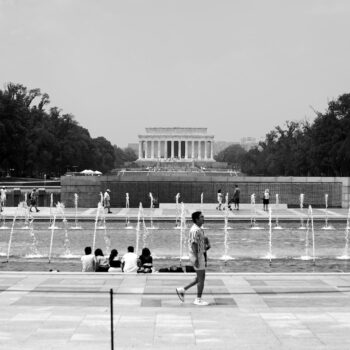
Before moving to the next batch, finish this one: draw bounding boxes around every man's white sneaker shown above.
[193,298,209,306]
[176,287,185,302]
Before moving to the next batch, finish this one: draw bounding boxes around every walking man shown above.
[176,211,208,306]
[104,189,112,213]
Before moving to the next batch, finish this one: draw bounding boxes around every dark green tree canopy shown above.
[0,83,117,177]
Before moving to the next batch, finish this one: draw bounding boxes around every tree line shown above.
[0,83,136,178]
[216,93,350,176]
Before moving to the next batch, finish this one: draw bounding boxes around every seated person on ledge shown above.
[94,248,109,272]
[81,246,96,272]
[108,249,121,272]
[121,246,138,273]
[138,247,153,273]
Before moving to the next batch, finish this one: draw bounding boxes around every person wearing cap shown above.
[104,189,112,214]
[0,187,7,212]
[29,188,40,213]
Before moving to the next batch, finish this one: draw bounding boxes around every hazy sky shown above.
[1,0,350,147]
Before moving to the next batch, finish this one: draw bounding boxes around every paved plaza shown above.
[1,205,349,222]
[1,272,350,349]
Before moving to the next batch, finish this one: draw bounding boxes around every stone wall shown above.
[1,187,61,207]
[61,174,349,208]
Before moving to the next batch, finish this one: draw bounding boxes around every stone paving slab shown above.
[0,272,350,349]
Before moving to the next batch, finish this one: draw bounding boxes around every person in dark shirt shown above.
[137,247,153,273]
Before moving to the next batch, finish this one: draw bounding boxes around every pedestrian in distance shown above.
[233,184,240,210]
[29,188,40,212]
[104,189,112,213]
[263,189,270,211]
[216,189,223,210]
[176,211,209,306]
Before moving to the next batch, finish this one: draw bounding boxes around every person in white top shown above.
[81,246,96,272]
[263,189,270,211]
[121,246,138,273]
[216,189,223,210]
[176,211,209,306]
[103,189,112,214]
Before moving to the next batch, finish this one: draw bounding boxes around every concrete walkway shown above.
[1,272,350,349]
[1,206,349,221]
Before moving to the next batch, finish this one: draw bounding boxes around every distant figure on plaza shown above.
[216,189,223,210]
[103,189,112,214]
[137,247,153,273]
[232,185,240,210]
[81,246,96,272]
[121,246,138,273]
[94,248,109,272]
[176,211,209,306]
[263,189,270,211]
[0,186,7,212]
[29,188,40,212]
[108,249,122,272]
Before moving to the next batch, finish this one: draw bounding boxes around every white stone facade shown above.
[137,127,215,162]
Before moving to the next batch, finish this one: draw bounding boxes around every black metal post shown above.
[110,288,114,350]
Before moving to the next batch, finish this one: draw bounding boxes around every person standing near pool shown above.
[263,189,270,211]
[103,189,112,214]
[176,211,208,306]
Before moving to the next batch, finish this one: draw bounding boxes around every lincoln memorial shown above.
[137,127,215,162]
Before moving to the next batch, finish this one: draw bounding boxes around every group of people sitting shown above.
[81,246,153,273]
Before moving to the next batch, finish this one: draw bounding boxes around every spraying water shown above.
[250,194,262,229]
[92,202,103,252]
[71,193,82,229]
[6,205,20,262]
[274,194,282,229]
[21,195,31,229]
[322,193,334,230]
[299,193,306,229]
[300,213,312,260]
[135,202,150,255]
[309,205,316,265]
[0,204,8,229]
[179,202,188,264]
[26,217,40,257]
[338,207,350,260]
[56,203,71,257]
[48,213,57,263]
[200,192,204,213]
[265,207,274,264]
[49,193,58,229]
[221,197,233,261]
[148,192,157,229]
[175,193,181,228]
[125,193,133,229]
[223,193,232,230]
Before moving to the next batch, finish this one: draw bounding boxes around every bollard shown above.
[110,288,114,350]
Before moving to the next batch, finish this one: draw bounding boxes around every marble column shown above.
[138,141,142,159]
[178,139,181,158]
[185,140,188,159]
[158,140,161,159]
[210,141,214,159]
[198,141,201,160]
[145,140,148,159]
[165,140,168,159]
[150,140,154,159]
[204,140,208,159]
[171,140,174,158]
[191,140,194,159]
